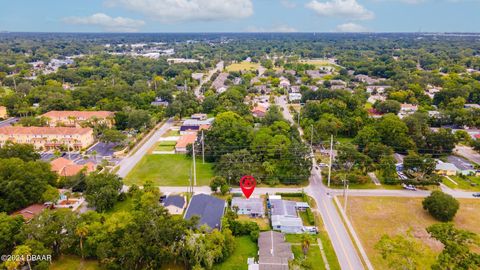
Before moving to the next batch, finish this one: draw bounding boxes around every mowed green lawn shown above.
[125,154,214,186]
[213,236,258,270]
[50,256,103,270]
[443,175,480,191]
[225,61,260,72]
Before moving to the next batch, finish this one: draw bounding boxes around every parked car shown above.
[318,163,329,168]
[402,183,416,191]
[473,193,480,198]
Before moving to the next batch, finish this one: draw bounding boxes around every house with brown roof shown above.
[0,106,7,119]
[251,106,267,118]
[0,126,94,150]
[51,157,96,177]
[175,133,197,153]
[41,111,115,128]
[12,204,49,221]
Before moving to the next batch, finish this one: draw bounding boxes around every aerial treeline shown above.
[1,187,236,270]
[201,108,311,186]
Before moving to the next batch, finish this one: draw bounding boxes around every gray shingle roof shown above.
[184,194,225,230]
[270,199,297,217]
[231,197,264,215]
[258,231,293,270]
[164,195,185,208]
[447,155,474,171]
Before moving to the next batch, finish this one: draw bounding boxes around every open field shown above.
[343,196,480,269]
[442,175,480,191]
[50,256,103,270]
[213,236,258,270]
[299,59,339,68]
[124,154,214,186]
[225,61,260,72]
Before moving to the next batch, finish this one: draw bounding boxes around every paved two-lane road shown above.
[116,118,174,178]
[194,61,224,98]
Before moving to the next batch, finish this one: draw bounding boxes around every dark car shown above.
[473,193,480,198]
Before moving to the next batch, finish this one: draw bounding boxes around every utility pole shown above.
[201,130,205,164]
[184,79,187,92]
[189,165,192,194]
[192,142,197,186]
[327,135,333,187]
[343,179,349,213]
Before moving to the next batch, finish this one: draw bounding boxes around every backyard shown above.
[343,196,480,269]
[213,236,258,270]
[124,154,214,186]
[50,256,103,270]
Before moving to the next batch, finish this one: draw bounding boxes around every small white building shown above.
[288,93,302,102]
[271,216,304,234]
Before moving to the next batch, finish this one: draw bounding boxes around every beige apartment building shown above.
[0,106,7,119]
[0,126,94,150]
[41,111,115,128]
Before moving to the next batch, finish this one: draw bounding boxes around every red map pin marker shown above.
[240,175,256,199]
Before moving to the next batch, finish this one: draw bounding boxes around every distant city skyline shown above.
[2,0,480,33]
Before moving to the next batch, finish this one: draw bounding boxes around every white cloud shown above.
[245,25,297,32]
[281,0,297,8]
[306,0,374,20]
[105,0,253,23]
[63,13,145,32]
[335,22,368,32]
[376,0,425,3]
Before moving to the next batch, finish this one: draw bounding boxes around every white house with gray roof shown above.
[231,197,265,217]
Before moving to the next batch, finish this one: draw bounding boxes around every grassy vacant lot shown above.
[155,141,177,151]
[299,59,339,69]
[344,196,480,269]
[225,61,260,72]
[443,175,480,191]
[162,129,180,137]
[125,154,214,186]
[50,256,103,270]
[213,236,258,270]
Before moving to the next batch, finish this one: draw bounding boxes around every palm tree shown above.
[91,150,98,163]
[76,224,89,259]
[301,234,311,256]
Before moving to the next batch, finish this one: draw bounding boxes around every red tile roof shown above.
[176,133,197,148]
[12,204,48,220]
[0,126,92,135]
[51,158,95,177]
[41,111,114,119]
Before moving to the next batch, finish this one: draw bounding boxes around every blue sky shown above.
[1,0,479,33]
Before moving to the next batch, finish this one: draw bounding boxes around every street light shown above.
[343,178,349,213]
